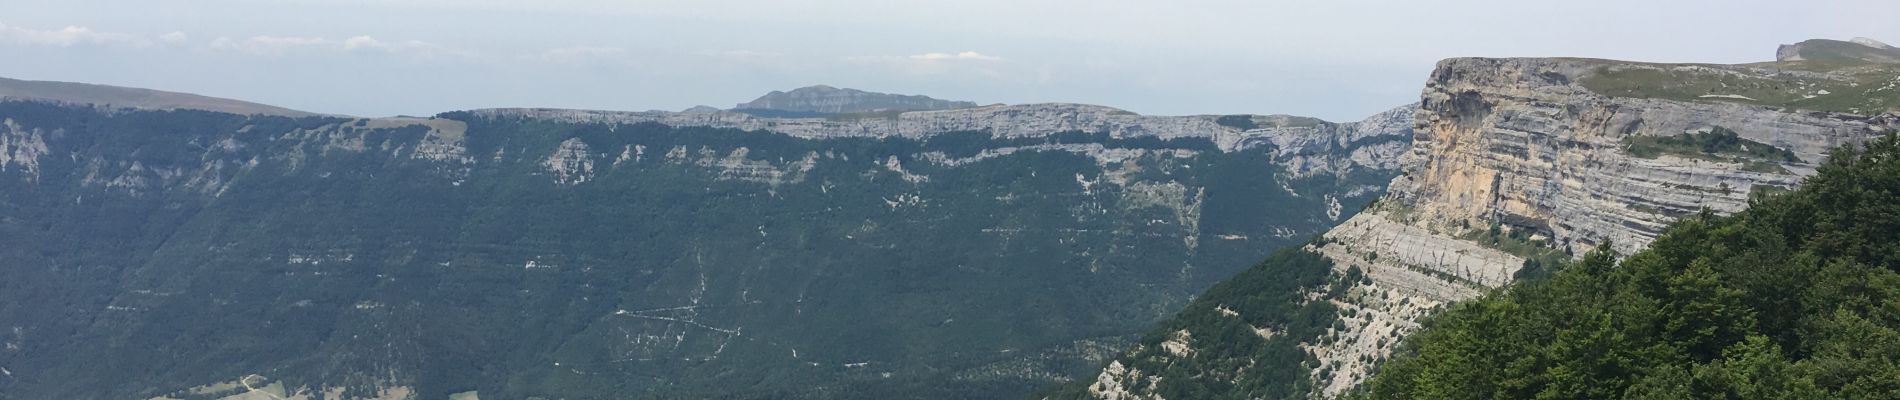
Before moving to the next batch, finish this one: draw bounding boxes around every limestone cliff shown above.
[472,102,1414,178]
[1309,55,1899,396]
[1260,103,1416,179]
[1393,57,1897,255]
[1064,44,1900,400]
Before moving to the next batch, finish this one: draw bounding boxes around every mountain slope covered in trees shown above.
[1359,136,1900,399]
[0,97,1404,399]
[1058,39,1900,399]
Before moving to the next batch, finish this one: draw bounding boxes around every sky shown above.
[3,0,1897,121]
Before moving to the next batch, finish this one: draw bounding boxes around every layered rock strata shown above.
[1308,56,1899,396]
[472,102,1414,178]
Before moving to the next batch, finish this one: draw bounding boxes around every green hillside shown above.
[0,100,1395,399]
[1358,135,1900,399]
[1580,60,1900,115]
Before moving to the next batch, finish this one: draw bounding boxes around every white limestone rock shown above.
[542,138,596,185]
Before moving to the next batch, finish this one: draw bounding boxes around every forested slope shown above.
[0,99,1404,399]
[1359,136,1900,398]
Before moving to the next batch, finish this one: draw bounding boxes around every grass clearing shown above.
[1580,60,1900,115]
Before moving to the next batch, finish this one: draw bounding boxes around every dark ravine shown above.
[0,84,1411,399]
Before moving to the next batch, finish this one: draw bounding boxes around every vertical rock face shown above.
[0,118,49,181]
[1264,103,1418,178]
[1313,56,1898,395]
[473,102,1416,177]
[541,138,596,185]
[1395,57,1898,255]
[1061,47,1900,400]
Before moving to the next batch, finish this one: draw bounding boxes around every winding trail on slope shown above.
[239,374,288,400]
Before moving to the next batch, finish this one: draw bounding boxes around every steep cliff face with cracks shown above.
[1313,56,1897,396]
[1062,52,1899,399]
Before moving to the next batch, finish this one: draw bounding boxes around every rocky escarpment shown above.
[1064,46,1900,400]
[1256,104,1416,179]
[472,102,1413,179]
[734,85,978,113]
[1308,56,1899,396]
[0,89,1414,400]
[1391,57,1898,255]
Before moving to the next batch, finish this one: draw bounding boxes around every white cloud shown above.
[341,35,455,56]
[210,35,330,55]
[843,51,1013,78]
[698,49,782,59]
[907,51,1002,61]
[341,35,384,50]
[0,21,458,59]
[211,34,458,57]
[158,31,189,45]
[539,46,630,64]
[0,22,153,47]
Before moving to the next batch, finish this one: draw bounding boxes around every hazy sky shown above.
[4,0,1897,121]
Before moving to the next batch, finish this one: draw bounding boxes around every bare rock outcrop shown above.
[1392,57,1896,255]
[1303,55,1899,397]
[470,102,1416,179]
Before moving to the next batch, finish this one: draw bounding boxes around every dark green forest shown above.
[1042,247,1346,399]
[1358,136,1900,399]
[0,101,1394,399]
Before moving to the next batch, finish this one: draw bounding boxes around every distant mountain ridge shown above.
[1776,37,1900,63]
[0,77,317,117]
[734,85,978,114]
[471,101,1416,177]
[0,77,1414,399]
